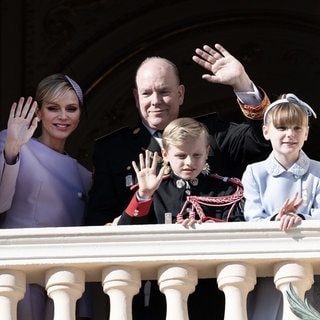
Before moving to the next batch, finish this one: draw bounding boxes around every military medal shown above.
[190,178,199,186]
[176,179,185,189]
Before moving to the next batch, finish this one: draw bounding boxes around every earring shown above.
[201,163,210,175]
[163,161,171,175]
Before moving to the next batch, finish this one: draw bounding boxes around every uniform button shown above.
[134,209,139,216]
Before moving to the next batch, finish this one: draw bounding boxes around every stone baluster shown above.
[102,266,141,320]
[217,263,256,320]
[0,270,26,320]
[46,267,85,320]
[158,264,197,320]
[274,261,313,320]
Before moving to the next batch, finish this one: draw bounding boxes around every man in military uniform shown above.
[86,43,270,226]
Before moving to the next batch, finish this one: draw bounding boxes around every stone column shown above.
[46,267,85,320]
[217,262,256,320]
[102,266,141,320]
[0,269,26,320]
[274,261,313,320]
[158,264,197,320]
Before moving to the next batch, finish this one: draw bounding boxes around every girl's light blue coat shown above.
[242,150,320,221]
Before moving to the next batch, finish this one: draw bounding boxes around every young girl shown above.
[242,93,320,320]
[118,117,244,320]
[242,93,320,231]
[0,74,92,319]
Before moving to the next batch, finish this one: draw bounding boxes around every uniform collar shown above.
[131,122,162,153]
[171,172,205,189]
[265,150,310,177]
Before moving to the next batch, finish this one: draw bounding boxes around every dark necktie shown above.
[154,130,163,138]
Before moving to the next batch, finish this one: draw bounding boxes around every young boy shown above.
[118,117,244,320]
[119,117,244,226]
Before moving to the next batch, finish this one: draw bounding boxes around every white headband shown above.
[263,93,317,125]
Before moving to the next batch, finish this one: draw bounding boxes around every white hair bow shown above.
[263,93,317,124]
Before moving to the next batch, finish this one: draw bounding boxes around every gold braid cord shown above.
[238,87,270,120]
[176,174,244,223]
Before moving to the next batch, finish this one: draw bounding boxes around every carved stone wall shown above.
[1,0,320,169]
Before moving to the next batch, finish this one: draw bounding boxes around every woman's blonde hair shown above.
[35,74,83,108]
[162,117,209,150]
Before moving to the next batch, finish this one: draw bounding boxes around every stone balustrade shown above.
[0,220,320,320]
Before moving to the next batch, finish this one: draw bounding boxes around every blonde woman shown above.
[0,74,92,320]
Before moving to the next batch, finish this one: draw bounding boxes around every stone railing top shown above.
[0,220,320,282]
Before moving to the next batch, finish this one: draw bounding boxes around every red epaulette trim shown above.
[125,194,153,217]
